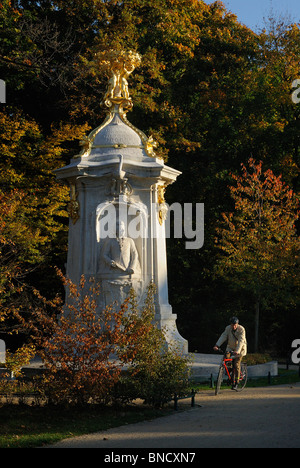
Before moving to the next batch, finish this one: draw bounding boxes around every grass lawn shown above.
[247,368,300,387]
[190,368,300,391]
[0,404,172,448]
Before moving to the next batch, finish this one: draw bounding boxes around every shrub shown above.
[126,350,191,408]
[244,354,272,366]
[22,272,128,406]
[115,285,191,408]
[19,272,190,408]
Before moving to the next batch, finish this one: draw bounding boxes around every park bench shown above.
[173,389,197,411]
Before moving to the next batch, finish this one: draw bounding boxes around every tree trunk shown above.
[254,300,260,352]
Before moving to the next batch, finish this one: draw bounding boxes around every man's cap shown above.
[230,316,239,324]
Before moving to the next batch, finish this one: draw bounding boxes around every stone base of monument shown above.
[189,353,278,379]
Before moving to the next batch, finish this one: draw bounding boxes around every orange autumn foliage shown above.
[20,271,189,407]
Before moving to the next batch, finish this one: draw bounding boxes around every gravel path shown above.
[46,383,300,448]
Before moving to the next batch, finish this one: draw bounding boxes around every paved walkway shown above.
[46,383,300,448]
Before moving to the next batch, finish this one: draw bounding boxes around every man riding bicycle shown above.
[213,317,247,390]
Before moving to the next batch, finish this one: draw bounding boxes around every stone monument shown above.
[55,49,188,353]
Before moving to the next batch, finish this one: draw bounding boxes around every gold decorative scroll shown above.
[157,184,168,225]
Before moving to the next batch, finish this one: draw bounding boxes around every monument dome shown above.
[93,112,143,148]
[84,108,152,163]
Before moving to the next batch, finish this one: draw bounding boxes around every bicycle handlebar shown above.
[213,347,224,354]
[213,347,239,359]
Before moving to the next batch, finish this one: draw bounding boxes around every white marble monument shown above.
[55,50,188,353]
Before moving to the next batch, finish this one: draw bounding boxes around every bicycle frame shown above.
[215,350,247,395]
[223,357,235,382]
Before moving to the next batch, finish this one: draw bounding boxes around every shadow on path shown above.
[46,384,300,448]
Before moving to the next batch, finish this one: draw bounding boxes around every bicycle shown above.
[214,348,248,395]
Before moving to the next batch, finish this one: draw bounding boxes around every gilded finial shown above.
[74,49,160,160]
[96,49,142,113]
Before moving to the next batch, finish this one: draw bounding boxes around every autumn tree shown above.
[0,108,90,341]
[252,15,300,185]
[0,189,44,333]
[215,158,300,351]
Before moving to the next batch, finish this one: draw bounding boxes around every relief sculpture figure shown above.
[100,221,142,307]
[101,221,141,276]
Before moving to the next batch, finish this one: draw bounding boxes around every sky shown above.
[208,0,300,31]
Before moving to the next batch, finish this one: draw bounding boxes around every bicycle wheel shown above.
[236,363,248,392]
[215,365,224,395]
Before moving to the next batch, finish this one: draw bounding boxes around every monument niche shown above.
[55,50,188,353]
